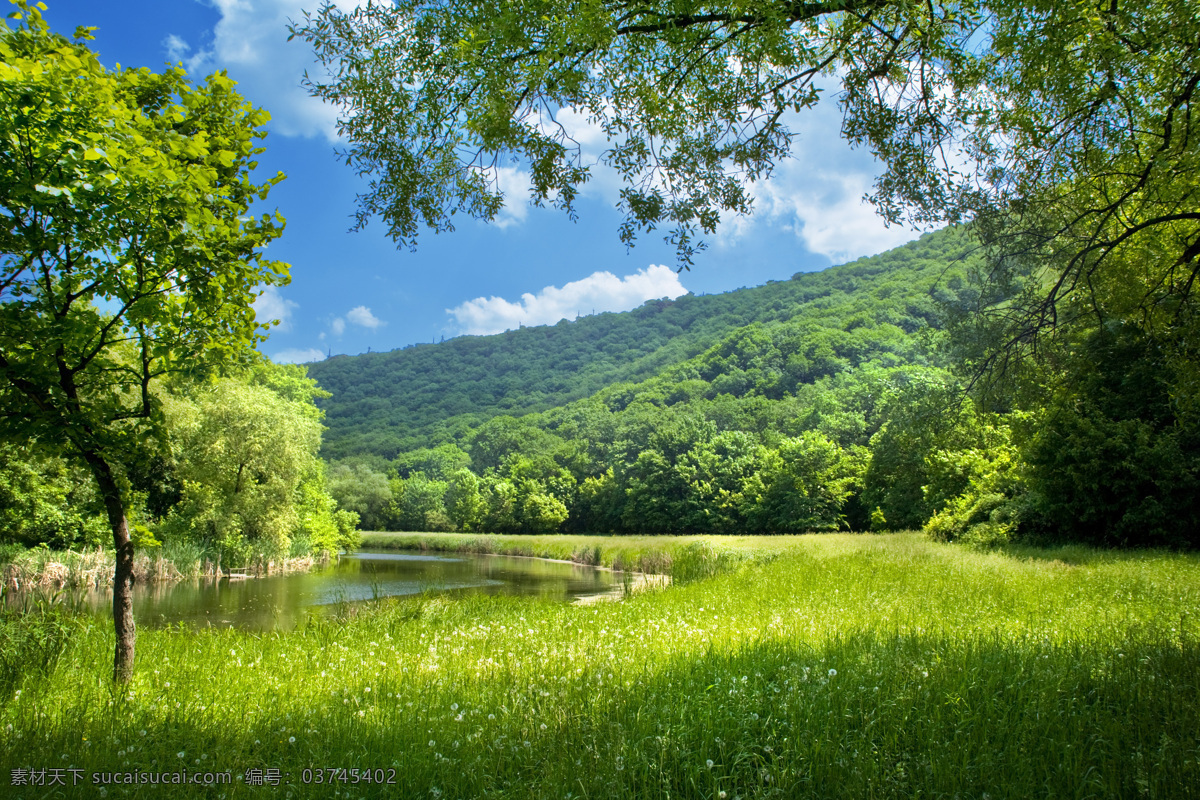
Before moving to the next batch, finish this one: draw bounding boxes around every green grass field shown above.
[3,533,1199,798]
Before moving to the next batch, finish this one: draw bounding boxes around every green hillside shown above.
[310,226,980,459]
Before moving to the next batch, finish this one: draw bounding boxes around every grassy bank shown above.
[3,533,1199,798]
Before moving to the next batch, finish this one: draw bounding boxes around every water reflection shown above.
[12,551,620,630]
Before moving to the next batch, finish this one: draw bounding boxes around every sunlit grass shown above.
[3,533,1199,798]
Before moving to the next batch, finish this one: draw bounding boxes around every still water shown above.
[60,551,621,630]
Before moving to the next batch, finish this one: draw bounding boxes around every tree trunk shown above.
[88,455,136,684]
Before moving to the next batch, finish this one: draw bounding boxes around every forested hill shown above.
[309,226,979,459]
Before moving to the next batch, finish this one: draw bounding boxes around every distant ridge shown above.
[308,227,978,459]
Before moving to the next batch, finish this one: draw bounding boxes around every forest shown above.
[319,225,1198,550]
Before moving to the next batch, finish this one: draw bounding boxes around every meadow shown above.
[2,532,1198,798]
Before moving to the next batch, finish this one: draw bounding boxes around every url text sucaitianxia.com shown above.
[11,768,232,787]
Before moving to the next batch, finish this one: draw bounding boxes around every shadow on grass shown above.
[6,622,1198,799]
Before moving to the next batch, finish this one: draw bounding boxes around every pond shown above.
[24,551,625,630]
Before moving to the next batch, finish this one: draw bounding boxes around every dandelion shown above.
[429,740,436,747]
[828,668,837,677]
[706,759,714,769]
[719,792,727,799]
[289,737,296,744]
[451,703,459,711]
[177,751,185,759]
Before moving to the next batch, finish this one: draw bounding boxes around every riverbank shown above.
[1,545,320,593]
[4,533,1199,798]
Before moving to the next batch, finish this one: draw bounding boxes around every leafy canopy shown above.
[0,0,288,460]
[295,0,1200,365]
[295,0,982,263]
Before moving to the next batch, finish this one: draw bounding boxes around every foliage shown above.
[0,2,288,454]
[444,467,486,532]
[304,229,1009,536]
[389,471,453,532]
[160,365,358,563]
[293,0,1200,356]
[861,378,987,531]
[1019,325,1200,548]
[0,442,106,549]
[744,433,866,533]
[923,422,1027,547]
[290,0,1200,551]
[287,0,993,266]
[327,461,392,531]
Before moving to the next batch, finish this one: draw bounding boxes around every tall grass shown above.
[1,541,324,595]
[2,533,1198,798]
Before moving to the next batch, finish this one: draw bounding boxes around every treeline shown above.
[0,363,359,565]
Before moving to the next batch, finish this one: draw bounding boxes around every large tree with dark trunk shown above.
[0,2,287,682]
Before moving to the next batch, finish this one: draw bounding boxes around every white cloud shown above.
[330,317,346,336]
[534,96,916,264]
[490,165,533,229]
[271,347,325,364]
[165,0,363,142]
[252,285,297,331]
[346,305,385,329]
[746,165,917,264]
[448,265,687,336]
[713,100,919,263]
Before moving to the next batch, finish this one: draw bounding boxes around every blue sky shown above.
[42,0,921,363]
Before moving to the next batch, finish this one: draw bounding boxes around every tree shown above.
[294,0,1199,348]
[0,3,287,682]
[160,370,333,565]
[0,441,106,549]
[745,432,863,532]
[327,460,393,531]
